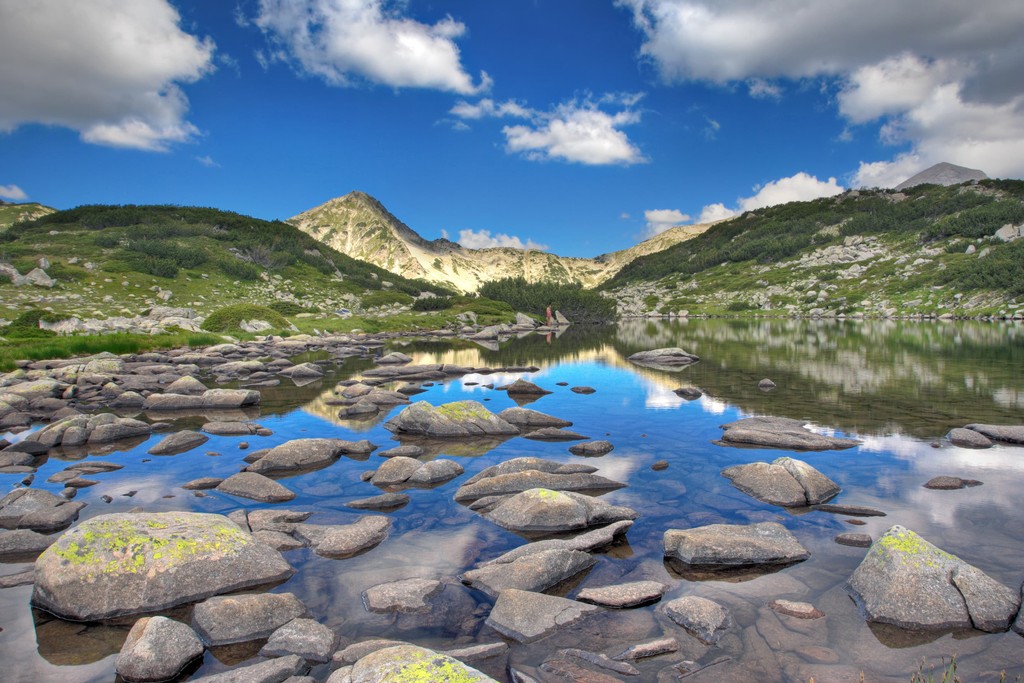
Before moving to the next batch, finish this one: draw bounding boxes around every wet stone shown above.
[946,427,993,449]
[835,533,873,548]
[662,596,730,644]
[923,476,983,490]
[259,618,337,663]
[576,580,667,608]
[216,472,296,503]
[192,592,307,646]
[147,430,209,456]
[346,492,410,511]
[362,578,442,613]
[485,589,601,643]
[569,440,614,456]
[115,616,204,683]
[612,636,679,661]
[769,599,824,619]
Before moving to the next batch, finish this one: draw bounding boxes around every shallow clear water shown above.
[2,319,1023,682]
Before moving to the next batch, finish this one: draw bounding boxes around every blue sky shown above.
[2,0,1023,257]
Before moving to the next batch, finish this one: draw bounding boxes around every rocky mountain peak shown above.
[894,162,988,191]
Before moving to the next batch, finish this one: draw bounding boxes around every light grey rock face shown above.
[147,430,209,456]
[485,589,601,643]
[143,388,260,411]
[245,438,350,476]
[216,472,296,503]
[461,548,595,598]
[568,440,614,457]
[165,375,208,395]
[894,161,987,190]
[576,581,667,608]
[663,522,810,567]
[964,423,1024,444]
[115,616,204,683]
[295,516,391,558]
[190,654,308,683]
[497,407,571,429]
[346,492,409,511]
[717,416,860,451]
[722,456,840,507]
[0,488,85,532]
[384,400,520,438]
[946,427,993,448]
[481,488,637,533]
[662,596,730,644]
[351,644,498,683]
[454,458,625,502]
[259,618,337,662]
[202,421,262,436]
[626,347,700,369]
[847,526,1020,632]
[1014,585,1024,636]
[32,512,294,621]
[612,636,678,661]
[280,362,324,379]
[88,417,152,444]
[362,578,442,613]
[192,592,307,646]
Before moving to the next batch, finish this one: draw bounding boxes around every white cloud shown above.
[838,53,962,124]
[254,0,489,94]
[0,0,214,151]
[0,184,27,201]
[451,93,647,166]
[748,78,782,100]
[643,209,690,237]
[196,155,221,168]
[702,115,720,140]
[698,172,844,221]
[456,229,548,251]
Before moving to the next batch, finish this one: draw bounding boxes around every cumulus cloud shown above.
[748,78,782,100]
[697,172,844,222]
[452,94,646,165]
[254,0,489,94]
[0,184,28,201]
[644,209,690,237]
[618,0,1024,183]
[455,229,548,251]
[0,0,214,151]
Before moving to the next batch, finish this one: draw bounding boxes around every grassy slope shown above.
[0,202,56,230]
[602,180,1024,317]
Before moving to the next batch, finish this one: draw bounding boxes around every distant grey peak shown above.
[894,162,988,191]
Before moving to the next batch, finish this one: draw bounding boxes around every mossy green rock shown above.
[351,644,498,683]
[847,525,1020,632]
[383,400,519,438]
[33,512,294,621]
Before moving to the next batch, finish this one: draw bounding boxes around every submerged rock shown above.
[717,416,860,451]
[485,589,601,643]
[662,596,730,644]
[384,400,519,438]
[576,581,666,609]
[722,456,840,507]
[32,512,293,621]
[663,522,810,568]
[363,578,443,614]
[568,440,614,457]
[461,548,595,598]
[847,525,1020,632]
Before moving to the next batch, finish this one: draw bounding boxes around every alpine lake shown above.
[2,318,1023,682]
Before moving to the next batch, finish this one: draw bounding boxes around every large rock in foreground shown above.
[722,457,840,507]
[115,616,204,683]
[33,512,294,621]
[664,522,810,568]
[351,644,498,683]
[384,400,520,438]
[847,526,1020,632]
[717,416,860,451]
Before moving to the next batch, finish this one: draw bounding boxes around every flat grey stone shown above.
[964,423,1024,444]
[663,522,810,567]
[217,472,296,503]
[0,528,55,561]
[333,639,404,666]
[376,444,423,458]
[245,438,353,476]
[346,493,410,511]
[370,456,423,486]
[362,578,442,613]
[522,427,588,441]
[481,520,633,567]
[568,440,614,457]
[191,654,307,683]
[835,533,873,547]
[462,548,595,598]
[576,580,667,608]
[497,408,572,429]
[115,616,204,683]
[481,488,637,533]
[718,416,860,451]
[0,488,85,532]
[486,589,600,643]
[947,427,993,448]
[722,456,840,507]
[769,599,825,619]
[147,430,209,455]
[88,418,152,443]
[203,421,262,436]
[407,459,463,485]
[662,596,730,644]
[192,592,307,646]
[612,636,678,661]
[260,618,337,662]
[924,476,982,490]
[503,379,551,396]
[626,348,700,368]
[295,516,391,559]
[454,462,625,502]
[182,477,224,490]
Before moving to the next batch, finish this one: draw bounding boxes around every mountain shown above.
[0,201,56,230]
[895,162,988,190]
[601,179,1024,318]
[288,191,711,292]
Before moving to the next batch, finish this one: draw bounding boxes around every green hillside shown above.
[0,204,463,329]
[601,180,1024,318]
[0,201,56,229]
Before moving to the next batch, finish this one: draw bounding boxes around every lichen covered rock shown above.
[351,644,498,682]
[384,400,519,438]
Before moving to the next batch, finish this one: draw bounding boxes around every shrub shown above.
[411,296,453,311]
[201,304,290,332]
[217,257,262,281]
[479,277,616,323]
[1,309,58,338]
[269,301,317,316]
[361,291,414,309]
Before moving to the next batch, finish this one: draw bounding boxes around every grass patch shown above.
[0,332,221,372]
[201,304,290,333]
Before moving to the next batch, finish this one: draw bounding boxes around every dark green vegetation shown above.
[200,304,290,333]
[479,277,616,323]
[604,181,1024,291]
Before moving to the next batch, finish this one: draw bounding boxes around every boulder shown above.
[0,488,85,532]
[964,423,1024,444]
[717,416,860,451]
[481,488,637,533]
[363,578,443,613]
[88,418,152,444]
[626,348,700,369]
[294,516,391,559]
[576,581,666,609]
[192,592,307,645]
[202,421,263,436]
[32,512,294,621]
[216,472,296,503]
[147,430,209,456]
[946,427,993,449]
[568,440,614,457]
[847,526,1020,632]
[485,589,600,643]
[245,438,352,476]
[260,618,337,662]
[377,444,424,458]
[496,407,572,429]
[115,616,204,683]
[461,548,595,598]
[384,400,519,438]
[722,457,840,507]
[661,596,730,644]
[375,352,412,365]
[663,522,810,568]
[164,376,208,395]
[0,528,56,561]
[503,379,552,396]
[351,644,497,683]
